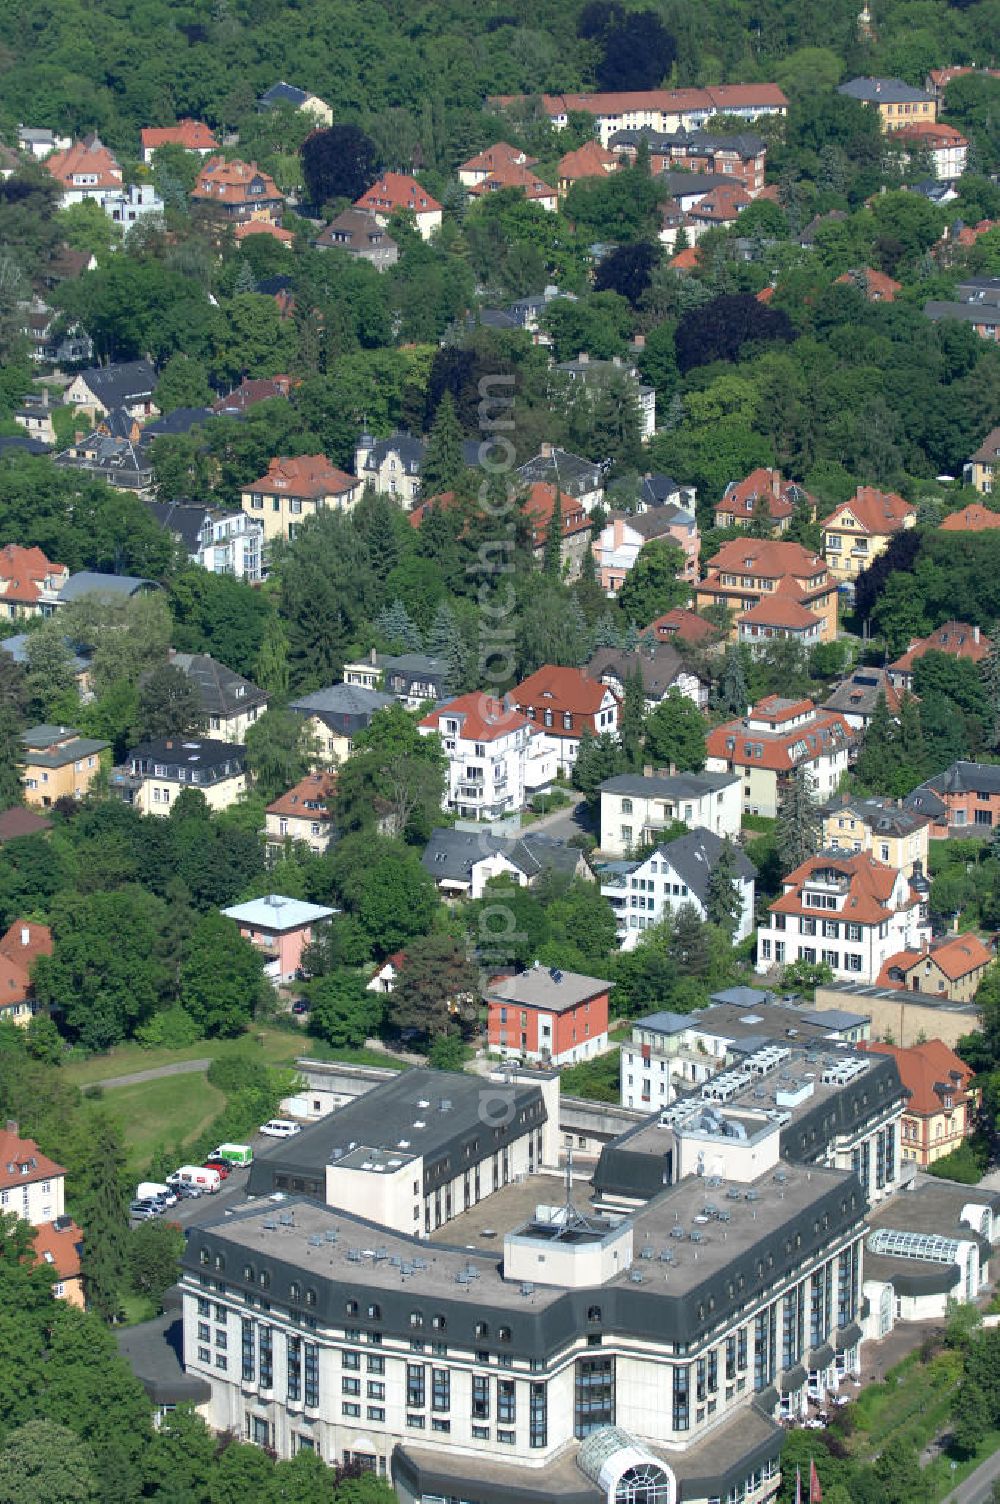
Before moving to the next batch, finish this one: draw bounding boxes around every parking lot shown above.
[129,1134,269,1230]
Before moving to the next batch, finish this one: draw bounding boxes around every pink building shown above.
[221,895,336,985]
[592,506,699,597]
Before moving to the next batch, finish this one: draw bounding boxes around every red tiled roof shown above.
[0,808,52,843]
[558,141,618,180]
[877,932,991,988]
[511,666,615,730]
[717,468,812,523]
[0,1128,64,1190]
[247,454,358,499]
[45,136,121,190]
[890,620,988,675]
[460,143,536,174]
[502,84,787,116]
[670,246,702,270]
[756,286,775,304]
[706,538,827,580]
[769,850,904,925]
[834,267,902,302]
[212,375,294,414]
[419,693,534,744]
[233,221,295,244]
[647,607,715,645]
[821,486,914,535]
[894,121,968,147]
[191,156,282,207]
[0,544,67,603]
[861,1038,974,1115]
[522,482,590,546]
[141,119,216,152]
[34,1219,83,1282]
[940,505,1000,533]
[0,920,53,973]
[266,771,337,820]
[687,183,751,222]
[739,595,821,629]
[466,161,555,201]
[355,173,442,215]
[955,220,996,247]
[706,701,853,773]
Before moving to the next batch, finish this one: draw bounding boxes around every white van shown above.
[136,1181,176,1205]
[259,1119,301,1138]
[167,1164,222,1193]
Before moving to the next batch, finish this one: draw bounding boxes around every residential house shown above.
[601,827,757,948]
[875,933,992,1001]
[515,445,604,512]
[586,641,710,710]
[963,427,1000,495]
[591,505,699,596]
[0,545,68,619]
[894,121,969,179]
[696,539,838,643]
[756,850,930,984]
[14,389,64,446]
[609,128,766,194]
[191,157,284,224]
[521,482,593,579]
[0,919,53,1027]
[341,650,451,708]
[140,120,216,162]
[104,182,165,228]
[0,1122,83,1307]
[509,665,620,775]
[737,590,829,654]
[265,771,338,859]
[110,737,246,816]
[924,276,1000,339]
[144,499,215,562]
[18,297,92,367]
[466,158,557,210]
[354,173,442,240]
[555,352,655,440]
[220,895,336,985]
[240,454,363,547]
[645,606,717,648]
[486,964,611,1065]
[257,82,333,125]
[194,511,266,583]
[211,374,294,417]
[54,411,153,494]
[599,769,742,856]
[556,140,618,196]
[354,432,425,504]
[799,209,847,248]
[837,77,937,131]
[714,468,815,532]
[821,668,903,732]
[658,169,734,212]
[820,794,930,879]
[905,761,1000,837]
[366,951,406,994]
[56,571,157,607]
[490,84,788,146]
[19,725,108,806]
[940,503,1000,532]
[683,181,752,241]
[925,66,1000,99]
[312,209,398,269]
[169,652,269,741]
[233,220,295,247]
[42,134,122,206]
[17,126,71,158]
[638,473,697,512]
[417,693,556,818]
[862,1040,975,1166]
[64,360,157,422]
[0,807,52,844]
[706,696,855,818]
[1,634,90,697]
[287,683,394,765]
[821,486,916,585]
[421,826,590,898]
[833,267,902,302]
[457,143,538,187]
[888,620,988,691]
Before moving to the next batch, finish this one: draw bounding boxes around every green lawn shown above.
[64,1027,309,1085]
[100,1072,226,1169]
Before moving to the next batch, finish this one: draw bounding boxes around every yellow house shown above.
[876,933,992,1002]
[265,771,338,859]
[821,795,930,879]
[111,737,246,816]
[240,454,363,549]
[864,1040,975,1167]
[837,77,937,132]
[964,426,1000,495]
[821,486,916,583]
[20,725,109,807]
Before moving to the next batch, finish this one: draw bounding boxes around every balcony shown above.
[108,766,143,804]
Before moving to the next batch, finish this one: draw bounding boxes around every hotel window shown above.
[406,1363,425,1408]
[530,1382,547,1447]
[258,1325,273,1388]
[342,1351,360,1369]
[342,1377,360,1397]
[498,1379,516,1425]
[286,1335,301,1401]
[472,1374,490,1419]
[432,1368,450,1412]
[304,1344,319,1407]
[575,1356,615,1438]
[672,1364,690,1431]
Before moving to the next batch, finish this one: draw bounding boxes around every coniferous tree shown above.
[79,1111,129,1323]
[668,901,710,977]
[776,765,820,873]
[855,689,895,792]
[421,391,465,497]
[255,613,289,698]
[426,601,466,695]
[572,727,629,808]
[375,599,423,653]
[620,666,646,768]
[543,499,564,579]
[712,647,750,717]
[705,836,743,937]
[983,624,1000,749]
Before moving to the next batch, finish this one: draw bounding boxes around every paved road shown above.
[941,1447,1000,1504]
[87,1059,213,1090]
[528,793,594,844]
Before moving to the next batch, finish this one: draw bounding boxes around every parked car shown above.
[173,1182,202,1199]
[259,1119,302,1138]
[129,1199,160,1220]
[291,999,310,1015]
[203,1159,231,1179]
[136,1181,177,1206]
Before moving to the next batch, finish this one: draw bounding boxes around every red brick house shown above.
[486,965,612,1066]
[509,665,619,775]
[905,761,1000,837]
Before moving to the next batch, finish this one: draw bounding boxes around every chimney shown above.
[974,625,980,643]
[578,351,589,364]
[771,470,780,498]
[20,926,29,948]
[370,647,377,665]
[540,442,553,459]
[5,1121,17,1136]
[632,333,646,350]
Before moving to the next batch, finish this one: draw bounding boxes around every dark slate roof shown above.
[654,826,756,904]
[600,770,737,799]
[126,736,245,771]
[468,308,520,330]
[909,760,1000,804]
[141,406,214,440]
[587,643,707,698]
[289,683,394,726]
[838,77,934,104]
[607,505,694,538]
[821,668,895,719]
[144,500,213,553]
[58,571,157,603]
[1,633,90,672]
[259,81,309,108]
[115,1290,212,1406]
[640,473,686,506]
[75,359,156,408]
[631,1009,692,1035]
[171,652,268,718]
[821,794,927,839]
[925,300,1000,325]
[659,170,733,198]
[516,448,603,495]
[0,435,51,457]
[421,825,584,884]
[255,273,294,295]
[359,431,425,474]
[609,126,765,158]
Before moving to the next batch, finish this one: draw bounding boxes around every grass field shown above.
[100,1072,226,1169]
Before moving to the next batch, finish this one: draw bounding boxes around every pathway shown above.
[85,1059,212,1090]
[941,1447,1000,1504]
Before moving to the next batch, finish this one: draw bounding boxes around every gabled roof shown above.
[894,121,968,146]
[521,482,590,546]
[769,850,908,927]
[460,143,537,174]
[0,544,67,602]
[558,140,617,180]
[233,221,295,244]
[890,620,988,675]
[358,431,425,474]
[0,919,54,973]
[822,486,914,534]
[266,770,338,820]
[421,826,583,885]
[605,506,694,540]
[355,173,442,215]
[686,182,751,222]
[511,665,613,718]
[705,538,827,580]
[170,652,268,718]
[71,359,156,408]
[861,1039,974,1116]
[653,826,756,904]
[211,375,293,415]
[258,82,311,108]
[0,1127,64,1190]
[717,469,812,523]
[940,504,1000,532]
[968,427,1000,465]
[191,156,282,206]
[44,135,121,189]
[247,453,358,499]
[822,668,903,719]
[419,693,533,744]
[876,933,991,988]
[314,208,397,254]
[141,120,216,152]
[34,1217,83,1282]
[466,160,556,201]
[833,267,902,302]
[515,448,602,497]
[738,594,821,630]
[838,77,934,105]
[587,642,705,699]
[646,607,716,645]
[0,808,52,843]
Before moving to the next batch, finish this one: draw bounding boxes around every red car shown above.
[203,1159,231,1179]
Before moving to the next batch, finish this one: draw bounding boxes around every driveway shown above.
[528,793,594,844]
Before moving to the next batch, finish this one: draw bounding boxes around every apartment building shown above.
[241,455,363,547]
[555,352,656,440]
[820,794,930,879]
[508,665,619,776]
[490,84,788,145]
[486,965,612,1066]
[342,650,451,710]
[418,694,556,819]
[0,1121,83,1306]
[19,724,108,806]
[111,737,247,815]
[895,121,969,178]
[599,770,742,857]
[837,77,937,131]
[195,512,266,583]
[601,828,757,948]
[696,540,837,644]
[591,506,699,596]
[705,697,854,819]
[609,128,766,194]
[756,851,930,984]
